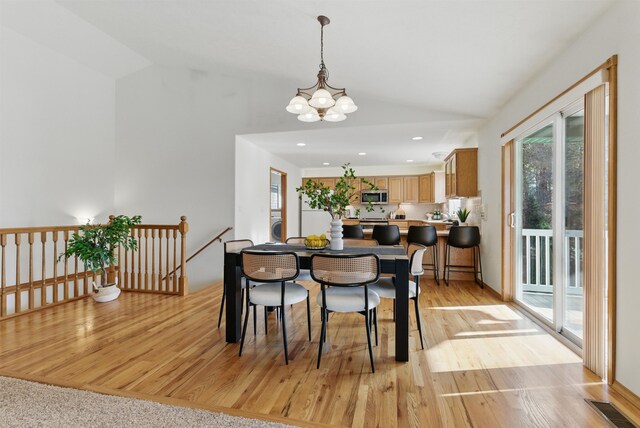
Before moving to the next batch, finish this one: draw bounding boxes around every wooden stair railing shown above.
[0,216,193,320]
[161,226,233,281]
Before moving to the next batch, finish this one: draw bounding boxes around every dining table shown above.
[223,243,411,362]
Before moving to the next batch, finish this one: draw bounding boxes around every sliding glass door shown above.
[515,102,584,346]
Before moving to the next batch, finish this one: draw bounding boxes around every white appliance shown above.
[300,194,332,236]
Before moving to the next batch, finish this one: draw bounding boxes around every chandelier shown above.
[286,15,357,123]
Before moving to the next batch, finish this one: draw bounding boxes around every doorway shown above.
[513,102,585,346]
[270,168,287,243]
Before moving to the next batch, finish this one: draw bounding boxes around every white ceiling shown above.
[57,0,613,117]
[1,0,150,79]
[7,0,613,167]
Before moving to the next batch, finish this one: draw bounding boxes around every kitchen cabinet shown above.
[317,178,336,189]
[388,177,403,203]
[444,148,478,198]
[403,176,419,203]
[374,177,388,190]
[419,174,433,203]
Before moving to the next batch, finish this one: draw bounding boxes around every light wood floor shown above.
[1,280,638,427]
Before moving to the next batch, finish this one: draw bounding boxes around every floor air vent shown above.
[585,400,637,428]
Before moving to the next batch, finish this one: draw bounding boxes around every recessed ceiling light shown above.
[406,159,414,163]
[297,143,306,147]
[412,136,423,141]
[323,162,330,165]
[358,152,366,156]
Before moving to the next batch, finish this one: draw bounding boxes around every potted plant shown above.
[297,164,381,250]
[59,215,142,302]
[456,208,471,226]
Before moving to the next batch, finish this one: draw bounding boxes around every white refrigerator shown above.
[300,195,332,237]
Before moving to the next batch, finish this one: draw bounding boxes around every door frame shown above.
[269,167,287,242]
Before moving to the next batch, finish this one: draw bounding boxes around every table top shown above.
[244,243,408,260]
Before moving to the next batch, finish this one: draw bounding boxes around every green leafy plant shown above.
[59,215,142,275]
[456,208,471,223]
[296,164,382,220]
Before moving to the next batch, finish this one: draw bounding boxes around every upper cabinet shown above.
[419,174,433,203]
[444,148,478,198]
[302,170,448,204]
[403,176,419,203]
[388,177,404,203]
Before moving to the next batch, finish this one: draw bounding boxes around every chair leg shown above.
[217,283,226,328]
[393,300,396,322]
[413,297,425,350]
[306,291,312,341]
[444,244,451,286]
[253,302,257,336]
[264,306,268,335]
[433,245,440,286]
[324,309,328,343]
[281,305,289,365]
[364,308,375,373]
[374,307,379,346]
[239,303,251,357]
[240,289,245,316]
[477,245,484,288]
[317,308,327,369]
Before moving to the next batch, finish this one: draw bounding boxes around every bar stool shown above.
[342,224,365,239]
[407,225,439,285]
[372,225,401,246]
[444,226,483,288]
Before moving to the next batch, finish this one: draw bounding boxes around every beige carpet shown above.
[0,376,295,427]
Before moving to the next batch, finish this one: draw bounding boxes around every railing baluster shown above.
[545,236,550,286]
[144,229,149,290]
[28,233,34,309]
[534,235,540,286]
[158,229,163,292]
[52,231,58,303]
[172,229,178,294]
[41,232,47,306]
[575,236,581,289]
[138,228,143,291]
[15,234,21,313]
[63,231,69,300]
[166,230,170,292]
[151,228,157,291]
[73,229,79,298]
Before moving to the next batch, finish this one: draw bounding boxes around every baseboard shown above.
[611,381,640,413]
[0,370,322,428]
[481,282,503,300]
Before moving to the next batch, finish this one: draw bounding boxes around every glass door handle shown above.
[508,212,516,228]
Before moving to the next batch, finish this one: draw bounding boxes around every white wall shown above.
[0,27,116,226]
[476,0,640,394]
[235,137,301,243]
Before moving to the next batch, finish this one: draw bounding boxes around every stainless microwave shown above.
[361,190,388,205]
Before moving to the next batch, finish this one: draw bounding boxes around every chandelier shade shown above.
[286,15,357,122]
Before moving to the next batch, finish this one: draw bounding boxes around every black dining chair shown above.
[407,225,439,285]
[444,226,483,288]
[311,253,381,373]
[342,224,365,239]
[372,225,401,246]
[239,250,312,365]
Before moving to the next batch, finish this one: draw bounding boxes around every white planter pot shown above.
[92,279,121,303]
[330,219,343,251]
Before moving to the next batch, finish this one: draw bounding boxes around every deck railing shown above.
[521,228,583,295]
[0,216,189,320]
